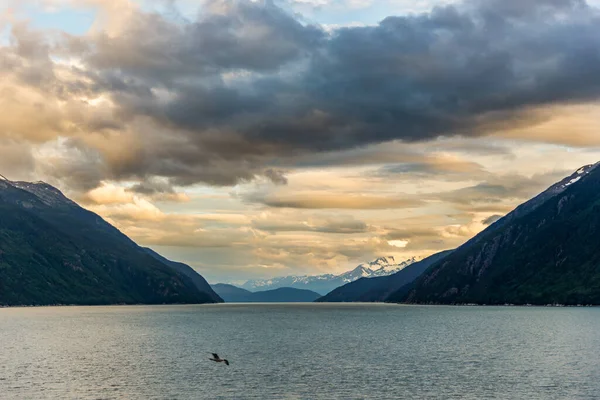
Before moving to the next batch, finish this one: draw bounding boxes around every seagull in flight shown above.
[209,353,230,366]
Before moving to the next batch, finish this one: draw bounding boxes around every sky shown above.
[1,0,600,283]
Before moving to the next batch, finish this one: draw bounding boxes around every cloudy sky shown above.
[1,0,600,283]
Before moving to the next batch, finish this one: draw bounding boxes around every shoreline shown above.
[2,302,598,309]
[395,302,599,307]
[0,302,222,309]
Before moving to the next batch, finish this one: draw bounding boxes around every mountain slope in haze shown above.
[212,284,321,302]
[0,179,217,306]
[316,250,452,302]
[211,284,254,302]
[144,248,223,303]
[392,163,600,305]
[241,256,419,295]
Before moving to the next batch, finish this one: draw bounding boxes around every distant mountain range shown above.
[211,284,321,302]
[241,256,419,295]
[0,179,221,306]
[393,163,600,305]
[316,251,453,302]
[5,161,600,307]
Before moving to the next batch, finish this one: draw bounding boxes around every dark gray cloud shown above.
[483,214,503,225]
[128,178,176,195]
[434,169,573,206]
[81,0,323,82]
[4,0,600,188]
[252,217,369,234]
[244,191,425,209]
[0,139,35,181]
[263,169,289,185]
[37,140,107,192]
[373,160,485,179]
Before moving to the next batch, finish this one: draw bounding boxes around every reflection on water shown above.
[1,304,599,399]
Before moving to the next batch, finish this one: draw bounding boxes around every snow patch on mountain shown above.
[339,256,419,283]
[12,181,75,207]
[559,163,598,189]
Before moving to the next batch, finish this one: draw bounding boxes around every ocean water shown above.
[1,304,599,399]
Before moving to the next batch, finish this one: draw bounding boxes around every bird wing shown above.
[212,353,219,359]
[224,360,229,366]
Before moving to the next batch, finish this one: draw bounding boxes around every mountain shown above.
[390,163,600,305]
[144,248,223,303]
[211,284,254,302]
[0,179,218,306]
[316,250,453,302]
[241,256,419,295]
[211,284,321,302]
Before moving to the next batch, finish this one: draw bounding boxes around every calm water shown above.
[1,304,599,399]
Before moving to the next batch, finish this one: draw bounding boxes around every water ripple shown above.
[1,304,599,399]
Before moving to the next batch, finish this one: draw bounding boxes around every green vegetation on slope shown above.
[0,181,214,306]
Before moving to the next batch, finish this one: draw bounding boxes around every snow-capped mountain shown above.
[240,256,420,295]
[11,181,77,207]
[485,162,600,233]
[337,257,419,282]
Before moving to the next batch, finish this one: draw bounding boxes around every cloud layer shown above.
[2,0,600,189]
[2,0,600,281]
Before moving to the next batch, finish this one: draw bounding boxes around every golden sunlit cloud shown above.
[498,103,600,147]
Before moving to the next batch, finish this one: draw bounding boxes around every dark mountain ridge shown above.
[392,163,600,305]
[144,248,223,303]
[212,284,321,302]
[0,179,217,306]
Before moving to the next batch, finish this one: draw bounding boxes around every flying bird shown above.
[209,353,230,366]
